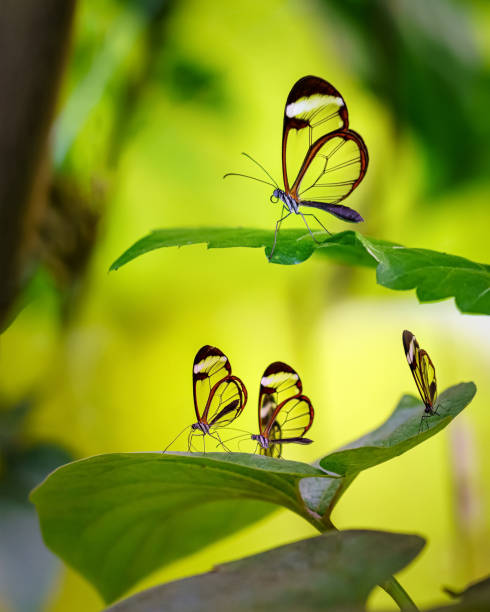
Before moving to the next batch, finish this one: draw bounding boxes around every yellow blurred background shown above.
[1,1,489,610]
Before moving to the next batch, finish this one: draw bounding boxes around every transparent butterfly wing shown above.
[258,361,302,434]
[419,350,437,410]
[402,330,437,411]
[268,395,314,438]
[206,375,247,428]
[282,76,349,191]
[294,130,368,208]
[192,345,247,427]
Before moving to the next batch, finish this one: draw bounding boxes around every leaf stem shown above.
[381,576,419,610]
[314,518,418,611]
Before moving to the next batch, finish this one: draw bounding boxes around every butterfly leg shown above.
[188,429,195,452]
[298,211,330,244]
[418,415,430,434]
[302,212,332,237]
[212,430,231,453]
[269,207,291,260]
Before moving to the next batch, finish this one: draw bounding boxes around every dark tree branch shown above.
[0,0,77,328]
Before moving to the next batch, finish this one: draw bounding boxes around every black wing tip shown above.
[402,330,416,350]
[194,345,226,363]
[262,361,298,376]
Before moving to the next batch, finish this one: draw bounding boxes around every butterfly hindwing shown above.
[269,394,314,439]
[206,375,247,428]
[294,130,368,214]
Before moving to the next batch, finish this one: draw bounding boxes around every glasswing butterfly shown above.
[225,75,369,258]
[164,345,247,452]
[251,361,314,457]
[402,330,439,432]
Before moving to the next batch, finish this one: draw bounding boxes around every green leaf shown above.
[106,530,425,612]
[109,228,490,315]
[108,227,382,269]
[359,236,490,315]
[436,576,490,611]
[30,452,337,603]
[30,384,475,603]
[322,1,490,195]
[317,383,476,518]
[109,227,310,268]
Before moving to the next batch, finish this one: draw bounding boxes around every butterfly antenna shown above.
[211,431,231,453]
[223,172,276,189]
[237,437,252,451]
[163,424,191,453]
[223,426,252,435]
[221,432,250,445]
[241,152,279,188]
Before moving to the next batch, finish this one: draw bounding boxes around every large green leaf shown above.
[320,382,476,475]
[109,228,490,315]
[359,236,490,316]
[316,383,476,518]
[432,576,490,611]
[30,383,475,603]
[108,227,384,269]
[106,530,425,612]
[30,453,337,603]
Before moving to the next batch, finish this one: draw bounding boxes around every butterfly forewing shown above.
[282,76,348,191]
[258,361,302,434]
[193,345,232,421]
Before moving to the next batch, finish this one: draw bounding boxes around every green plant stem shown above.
[381,576,419,610]
[314,518,419,611]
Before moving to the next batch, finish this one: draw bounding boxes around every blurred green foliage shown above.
[321,0,490,195]
[1,0,489,610]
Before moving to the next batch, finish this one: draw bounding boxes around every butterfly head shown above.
[270,188,283,204]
